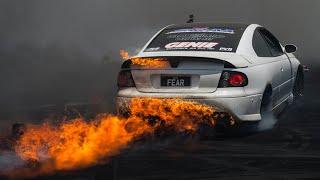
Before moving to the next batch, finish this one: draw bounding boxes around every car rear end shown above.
[116,55,262,121]
[116,23,263,122]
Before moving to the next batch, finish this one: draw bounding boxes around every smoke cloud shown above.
[0,0,319,127]
[0,151,24,171]
[258,114,278,131]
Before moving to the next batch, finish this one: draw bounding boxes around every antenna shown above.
[187,14,194,23]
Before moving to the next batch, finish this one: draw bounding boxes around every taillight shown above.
[117,70,135,88]
[218,71,248,88]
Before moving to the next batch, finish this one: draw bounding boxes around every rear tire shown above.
[257,86,278,131]
[213,87,275,136]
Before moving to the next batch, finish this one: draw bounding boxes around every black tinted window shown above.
[252,29,272,57]
[259,29,283,57]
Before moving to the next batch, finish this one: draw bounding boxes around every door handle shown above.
[280,67,284,72]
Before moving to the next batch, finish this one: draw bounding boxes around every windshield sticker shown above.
[167,33,225,41]
[219,47,233,52]
[166,28,235,34]
[145,47,160,51]
[165,42,219,50]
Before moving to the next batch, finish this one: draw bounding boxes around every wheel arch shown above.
[260,83,273,113]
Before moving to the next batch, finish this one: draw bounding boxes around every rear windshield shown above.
[144,26,245,52]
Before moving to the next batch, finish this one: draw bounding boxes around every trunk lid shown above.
[130,57,225,93]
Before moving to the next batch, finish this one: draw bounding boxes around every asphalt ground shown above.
[1,66,319,180]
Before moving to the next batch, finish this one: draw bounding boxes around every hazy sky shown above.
[1,0,319,60]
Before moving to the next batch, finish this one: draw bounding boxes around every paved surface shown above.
[1,66,320,180]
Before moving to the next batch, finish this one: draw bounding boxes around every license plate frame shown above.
[160,76,191,87]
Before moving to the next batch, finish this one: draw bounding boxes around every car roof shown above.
[166,22,250,30]
[136,23,259,67]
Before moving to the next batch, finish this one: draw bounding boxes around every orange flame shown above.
[15,116,151,171]
[120,49,130,60]
[131,57,169,68]
[10,98,217,177]
[130,98,215,132]
[120,49,169,68]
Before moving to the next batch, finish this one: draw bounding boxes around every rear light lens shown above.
[117,70,135,88]
[218,71,248,88]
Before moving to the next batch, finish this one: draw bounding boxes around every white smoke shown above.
[0,151,24,172]
[258,113,278,131]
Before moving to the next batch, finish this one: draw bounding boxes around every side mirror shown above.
[285,44,297,53]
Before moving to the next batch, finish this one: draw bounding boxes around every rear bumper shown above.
[116,89,263,121]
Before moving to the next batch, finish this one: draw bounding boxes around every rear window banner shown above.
[166,28,235,34]
[167,34,225,41]
[145,26,244,52]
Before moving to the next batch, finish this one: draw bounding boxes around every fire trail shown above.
[2,98,219,178]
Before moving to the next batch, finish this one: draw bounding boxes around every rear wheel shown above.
[257,86,278,131]
[202,87,275,138]
[235,86,274,134]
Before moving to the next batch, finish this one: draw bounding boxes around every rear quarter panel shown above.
[234,59,283,106]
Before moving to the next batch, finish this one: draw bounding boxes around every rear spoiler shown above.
[135,51,251,68]
[121,56,237,69]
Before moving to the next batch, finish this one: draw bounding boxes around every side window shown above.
[259,28,284,57]
[252,29,272,57]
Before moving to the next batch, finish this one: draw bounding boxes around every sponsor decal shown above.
[219,47,233,52]
[167,34,225,41]
[166,28,235,34]
[145,47,160,51]
[165,42,219,50]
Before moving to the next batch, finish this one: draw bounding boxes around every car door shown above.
[252,28,282,107]
[259,28,292,103]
